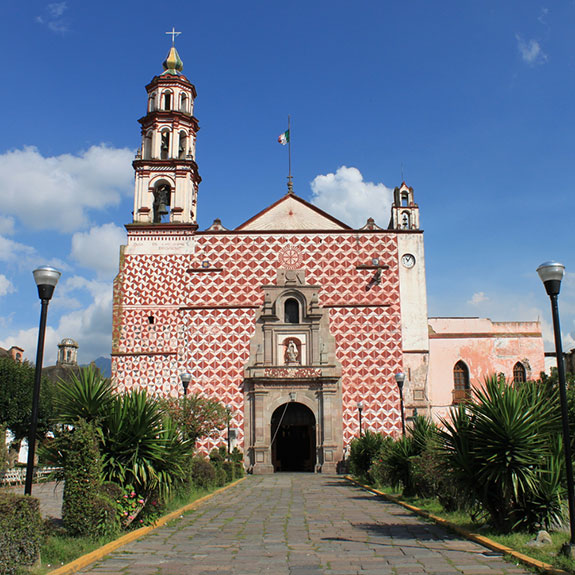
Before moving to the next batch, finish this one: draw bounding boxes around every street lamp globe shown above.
[537,261,565,296]
[33,266,61,301]
[180,372,192,396]
[395,372,406,390]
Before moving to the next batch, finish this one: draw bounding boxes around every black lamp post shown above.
[25,266,61,496]
[226,404,232,457]
[537,261,575,557]
[357,402,363,436]
[395,372,406,437]
[180,372,192,396]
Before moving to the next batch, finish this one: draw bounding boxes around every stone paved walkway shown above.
[4,481,63,520]
[77,474,531,575]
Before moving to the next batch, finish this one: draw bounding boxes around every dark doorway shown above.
[271,402,316,472]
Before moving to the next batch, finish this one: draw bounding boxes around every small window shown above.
[180,93,188,113]
[160,131,170,159]
[513,362,526,383]
[285,299,299,324]
[178,131,187,159]
[453,361,471,404]
[453,361,470,390]
[163,91,172,110]
[149,93,156,112]
[401,192,409,207]
[143,131,153,159]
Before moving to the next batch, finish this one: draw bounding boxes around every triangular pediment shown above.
[236,194,352,231]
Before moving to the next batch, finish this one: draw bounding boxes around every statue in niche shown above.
[284,338,301,365]
[153,184,170,223]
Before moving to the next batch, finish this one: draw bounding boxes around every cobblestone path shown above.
[77,474,531,575]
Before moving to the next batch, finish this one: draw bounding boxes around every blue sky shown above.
[1,1,574,365]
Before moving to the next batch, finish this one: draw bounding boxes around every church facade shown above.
[111,45,544,473]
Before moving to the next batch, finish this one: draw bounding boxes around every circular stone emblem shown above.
[279,245,302,269]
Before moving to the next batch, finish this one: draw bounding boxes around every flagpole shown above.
[287,115,293,194]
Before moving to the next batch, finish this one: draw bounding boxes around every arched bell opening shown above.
[153,181,171,223]
[271,402,316,472]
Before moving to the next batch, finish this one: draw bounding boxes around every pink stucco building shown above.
[428,317,545,420]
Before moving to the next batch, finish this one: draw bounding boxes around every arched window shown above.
[453,360,470,404]
[513,362,526,383]
[148,93,156,112]
[178,131,187,159]
[401,192,409,207]
[284,298,299,324]
[153,183,171,223]
[160,130,170,159]
[163,91,172,110]
[180,93,188,113]
[143,131,153,159]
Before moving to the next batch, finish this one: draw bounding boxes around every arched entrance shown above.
[271,403,316,472]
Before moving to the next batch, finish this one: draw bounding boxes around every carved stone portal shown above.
[244,269,342,474]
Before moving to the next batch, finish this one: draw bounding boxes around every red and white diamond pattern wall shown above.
[112,229,405,450]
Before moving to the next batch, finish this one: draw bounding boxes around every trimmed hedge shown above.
[56,421,119,538]
[0,490,43,575]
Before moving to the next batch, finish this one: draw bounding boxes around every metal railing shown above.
[0,466,61,486]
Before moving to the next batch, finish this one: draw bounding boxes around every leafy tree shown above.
[160,394,227,443]
[0,356,56,444]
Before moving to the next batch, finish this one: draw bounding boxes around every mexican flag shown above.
[278,130,290,145]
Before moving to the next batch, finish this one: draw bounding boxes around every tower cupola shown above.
[389,182,420,230]
[132,34,201,226]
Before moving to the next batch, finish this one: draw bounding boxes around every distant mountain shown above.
[92,356,111,378]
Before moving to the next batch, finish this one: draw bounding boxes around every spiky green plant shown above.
[55,365,114,424]
[440,375,563,532]
[51,367,195,500]
[348,430,387,480]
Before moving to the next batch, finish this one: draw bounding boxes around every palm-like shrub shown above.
[55,365,114,424]
[377,415,439,497]
[52,368,195,501]
[101,391,194,497]
[440,375,563,532]
[348,430,388,480]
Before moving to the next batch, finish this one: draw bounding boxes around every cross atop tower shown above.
[166,27,181,45]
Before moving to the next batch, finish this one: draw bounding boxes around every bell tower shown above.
[132,34,201,226]
[389,182,419,230]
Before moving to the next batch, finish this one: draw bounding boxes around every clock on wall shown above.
[401,253,416,268]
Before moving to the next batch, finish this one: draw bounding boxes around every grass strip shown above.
[345,475,569,575]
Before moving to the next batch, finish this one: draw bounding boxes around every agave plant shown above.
[53,367,195,499]
[439,375,563,532]
[101,390,194,497]
[54,365,114,424]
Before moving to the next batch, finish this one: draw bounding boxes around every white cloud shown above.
[469,291,489,305]
[516,34,547,65]
[0,275,15,297]
[56,285,113,363]
[0,216,15,235]
[70,223,126,280]
[0,276,114,364]
[310,166,393,228]
[0,235,36,264]
[48,2,67,18]
[0,325,60,365]
[0,145,134,233]
[36,2,69,33]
